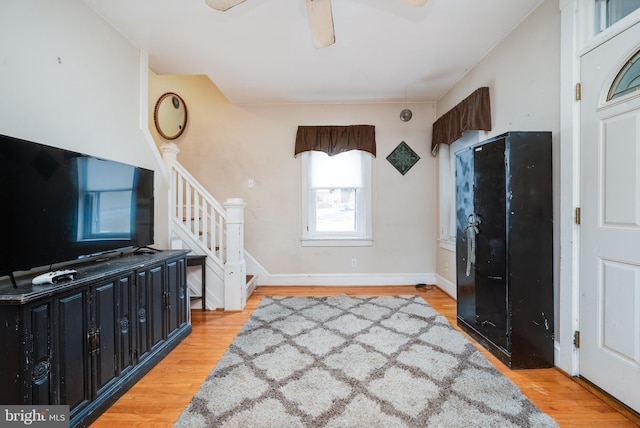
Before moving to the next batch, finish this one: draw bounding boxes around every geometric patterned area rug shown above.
[174,295,559,427]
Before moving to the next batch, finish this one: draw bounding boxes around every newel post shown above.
[160,142,180,248]
[223,198,247,311]
[160,142,179,170]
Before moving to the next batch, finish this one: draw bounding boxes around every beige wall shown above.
[1,0,157,169]
[149,73,438,278]
[434,0,561,292]
[1,0,170,250]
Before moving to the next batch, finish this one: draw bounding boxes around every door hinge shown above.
[574,330,580,348]
[575,207,581,225]
[575,82,582,101]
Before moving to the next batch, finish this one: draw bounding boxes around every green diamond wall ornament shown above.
[387,141,420,175]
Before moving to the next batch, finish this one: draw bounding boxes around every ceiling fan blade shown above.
[204,0,246,12]
[306,0,335,48]
[401,0,429,5]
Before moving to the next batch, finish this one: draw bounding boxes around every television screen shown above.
[0,133,154,278]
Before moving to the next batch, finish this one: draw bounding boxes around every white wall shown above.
[434,0,561,356]
[149,74,438,281]
[0,0,169,250]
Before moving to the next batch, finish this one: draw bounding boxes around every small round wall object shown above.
[400,108,413,122]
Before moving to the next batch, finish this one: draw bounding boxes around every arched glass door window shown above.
[608,49,640,100]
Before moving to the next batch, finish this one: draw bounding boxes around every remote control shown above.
[32,269,78,285]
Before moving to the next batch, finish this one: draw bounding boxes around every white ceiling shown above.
[82,0,543,104]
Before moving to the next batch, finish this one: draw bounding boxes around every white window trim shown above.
[300,151,373,247]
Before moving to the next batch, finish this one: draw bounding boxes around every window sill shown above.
[301,238,373,247]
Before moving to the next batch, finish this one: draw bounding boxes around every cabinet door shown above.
[0,306,23,404]
[456,147,476,325]
[115,274,135,376]
[27,302,53,404]
[58,290,91,416]
[92,280,118,397]
[136,264,165,362]
[166,258,187,337]
[473,139,509,350]
[176,257,187,328]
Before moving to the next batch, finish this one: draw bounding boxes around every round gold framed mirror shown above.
[153,92,188,140]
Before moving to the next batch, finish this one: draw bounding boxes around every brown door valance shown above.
[431,87,491,155]
[295,125,376,157]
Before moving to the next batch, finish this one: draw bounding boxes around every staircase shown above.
[161,143,257,311]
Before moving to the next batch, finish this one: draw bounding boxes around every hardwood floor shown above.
[90,285,640,427]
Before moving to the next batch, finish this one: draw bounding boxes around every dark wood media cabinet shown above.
[0,250,192,427]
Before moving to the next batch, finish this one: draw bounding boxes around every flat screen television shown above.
[0,133,155,283]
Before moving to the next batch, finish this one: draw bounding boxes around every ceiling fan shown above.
[204,0,429,48]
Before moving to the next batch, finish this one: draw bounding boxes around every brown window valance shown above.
[431,87,491,155]
[295,125,376,157]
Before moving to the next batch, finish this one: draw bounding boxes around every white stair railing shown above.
[171,161,226,264]
[161,142,248,310]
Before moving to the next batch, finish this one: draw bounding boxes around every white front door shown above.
[579,23,640,412]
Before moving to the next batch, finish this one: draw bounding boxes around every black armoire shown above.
[455,131,554,369]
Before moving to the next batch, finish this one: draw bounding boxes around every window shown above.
[301,150,372,246]
[607,48,640,100]
[595,0,640,33]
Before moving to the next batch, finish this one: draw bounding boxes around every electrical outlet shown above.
[351,258,357,267]
[248,178,254,188]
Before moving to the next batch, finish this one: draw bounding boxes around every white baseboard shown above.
[258,272,436,287]
[247,249,456,296]
[434,274,457,299]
